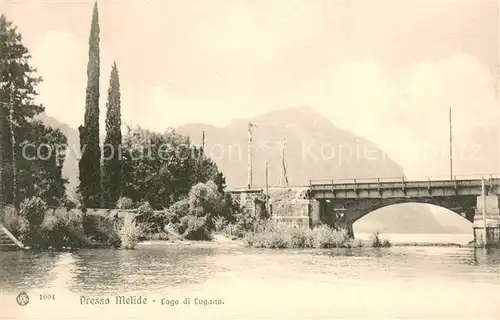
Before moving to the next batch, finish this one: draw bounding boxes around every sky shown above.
[2,0,500,179]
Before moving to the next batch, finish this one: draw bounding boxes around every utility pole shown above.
[449,106,453,180]
[481,176,488,247]
[265,160,269,213]
[201,130,206,154]
[247,122,256,189]
[279,137,289,188]
[497,0,500,99]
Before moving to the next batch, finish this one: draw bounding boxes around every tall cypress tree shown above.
[103,62,122,208]
[78,2,101,208]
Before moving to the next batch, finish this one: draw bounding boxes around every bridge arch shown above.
[352,202,473,236]
[318,195,477,236]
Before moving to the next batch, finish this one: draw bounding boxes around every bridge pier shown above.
[309,199,355,237]
[310,199,323,228]
[473,195,500,246]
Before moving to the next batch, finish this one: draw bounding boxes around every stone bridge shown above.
[229,175,500,246]
[309,175,500,245]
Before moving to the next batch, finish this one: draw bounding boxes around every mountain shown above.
[354,203,473,234]
[176,106,405,188]
[176,106,472,234]
[35,112,80,198]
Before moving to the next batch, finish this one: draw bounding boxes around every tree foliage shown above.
[18,121,68,205]
[0,14,68,207]
[78,2,102,208]
[103,62,122,208]
[121,127,226,210]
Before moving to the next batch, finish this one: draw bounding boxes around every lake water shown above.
[1,240,499,319]
[356,233,474,245]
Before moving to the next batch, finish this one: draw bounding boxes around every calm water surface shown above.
[1,242,499,319]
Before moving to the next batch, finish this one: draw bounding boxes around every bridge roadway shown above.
[309,174,500,199]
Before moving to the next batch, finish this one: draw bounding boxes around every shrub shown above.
[345,238,365,248]
[287,227,311,248]
[308,225,349,248]
[242,232,255,247]
[119,216,142,249]
[188,182,217,228]
[83,212,120,246]
[381,239,391,247]
[243,224,353,249]
[16,216,30,242]
[137,202,154,216]
[247,229,287,248]
[135,202,164,235]
[164,198,190,225]
[222,223,241,239]
[370,231,391,248]
[228,212,261,237]
[212,216,227,233]
[19,197,48,227]
[178,215,211,240]
[116,197,134,210]
[63,199,77,210]
[144,232,169,241]
[236,212,257,228]
[41,210,86,248]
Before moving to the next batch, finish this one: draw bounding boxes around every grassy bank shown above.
[242,224,391,249]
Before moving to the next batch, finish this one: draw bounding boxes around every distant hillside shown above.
[35,112,80,197]
[354,203,472,234]
[176,106,405,187]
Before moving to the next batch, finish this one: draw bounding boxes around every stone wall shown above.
[229,189,266,217]
[42,207,139,219]
[270,199,310,229]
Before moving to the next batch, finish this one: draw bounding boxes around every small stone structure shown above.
[229,188,268,218]
[267,188,311,228]
[229,187,312,228]
[473,195,500,245]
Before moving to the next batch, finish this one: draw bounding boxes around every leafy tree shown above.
[0,15,68,207]
[78,2,101,208]
[121,127,226,209]
[17,121,68,206]
[103,62,122,208]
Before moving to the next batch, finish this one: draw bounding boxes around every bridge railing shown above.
[309,173,500,186]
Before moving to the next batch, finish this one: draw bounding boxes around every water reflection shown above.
[69,246,220,294]
[2,245,500,319]
[0,251,60,291]
[1,246,500,295]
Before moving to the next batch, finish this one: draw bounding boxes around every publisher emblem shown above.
[16,292,29,306]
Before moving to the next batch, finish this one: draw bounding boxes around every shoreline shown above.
[136,234,476,249]
[4,240,498,252]
[6,235,500,252]
[138,239,500,249]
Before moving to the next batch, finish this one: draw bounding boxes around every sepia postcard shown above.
[1,0,499,319]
